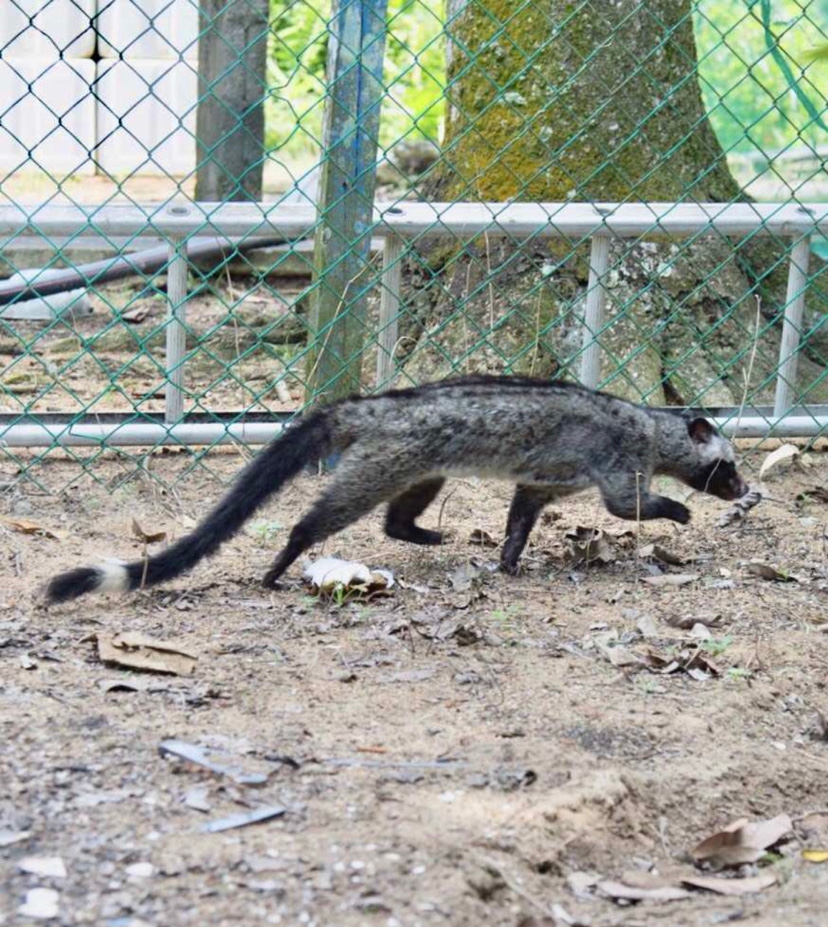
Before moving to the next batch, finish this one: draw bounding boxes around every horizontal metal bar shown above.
[0,202,827,241]
[715,415,827,438]
[2,413,825,448]
[0,422,285,448]
[383,202,828,239]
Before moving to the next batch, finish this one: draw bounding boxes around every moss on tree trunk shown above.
[402,0,828,405]
[432,0,740,203]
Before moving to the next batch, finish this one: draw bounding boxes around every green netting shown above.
[2,0,828,492]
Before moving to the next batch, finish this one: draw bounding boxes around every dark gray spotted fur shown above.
[45,376,748,603]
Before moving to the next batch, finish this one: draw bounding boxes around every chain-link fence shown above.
[2,0,828,491]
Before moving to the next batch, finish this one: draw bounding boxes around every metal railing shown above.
[2,201,826,449]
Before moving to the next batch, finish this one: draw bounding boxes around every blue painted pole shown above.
[305,0,389,406]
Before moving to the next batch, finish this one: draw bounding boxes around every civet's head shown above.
[684,418,749,501]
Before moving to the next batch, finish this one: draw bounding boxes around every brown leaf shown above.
[684,649,722,677]
[131,518,168,544]
[643,647,720,680]
[739,814,793,851]
[746,561,794,582]
[2,517,63,540]
[97,632,197,676]
[692,818,748,859]
[681,873,776,895]
[469,528,497,548]
[692,814,791,865]
[121,306,149,324]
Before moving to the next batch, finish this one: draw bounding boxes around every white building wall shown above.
[0,0,198,177]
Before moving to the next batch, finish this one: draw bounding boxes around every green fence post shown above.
[305,0,389,405]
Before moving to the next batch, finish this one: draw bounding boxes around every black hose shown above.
[0,236,296,306]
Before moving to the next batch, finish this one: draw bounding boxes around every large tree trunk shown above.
[402,0,828,406]
[195,0,269,202]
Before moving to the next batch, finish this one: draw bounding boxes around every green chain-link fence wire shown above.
[2,0,828,493]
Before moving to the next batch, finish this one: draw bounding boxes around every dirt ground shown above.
[2,445,828,926]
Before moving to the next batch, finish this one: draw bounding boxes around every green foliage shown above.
[249,519,284,545]
[695,0,828,157]
[266,0,331,156]
[382,0,446,146]
[263,0,828,182]
[701,635,733,657]
[266,0,445,157]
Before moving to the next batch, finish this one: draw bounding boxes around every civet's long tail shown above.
[46,412,333,604]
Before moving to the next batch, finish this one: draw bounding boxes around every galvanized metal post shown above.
[579,233,610,389]
[305,0,389,405]
[376,233,403,387]
[165,237,189,424]
[773,236,811,421]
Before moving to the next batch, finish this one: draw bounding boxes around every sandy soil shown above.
[2,444,828,926]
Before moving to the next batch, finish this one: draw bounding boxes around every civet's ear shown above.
[687,417,717,444]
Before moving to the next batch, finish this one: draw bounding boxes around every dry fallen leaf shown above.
[745,562,795,583]
[692,814,792,867]
[131,518,168,544]
[121,306,149,324]
[739,813,793,848]
[681,873,776,895]
[644,647,721,680]
[97,632,198,676]
[598,879,691,902]
[469,528,497,548]
[759,443,799,478]
[802,849,828,863]
[1,517,63,540]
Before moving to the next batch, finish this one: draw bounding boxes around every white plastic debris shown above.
[18,887,60,920]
